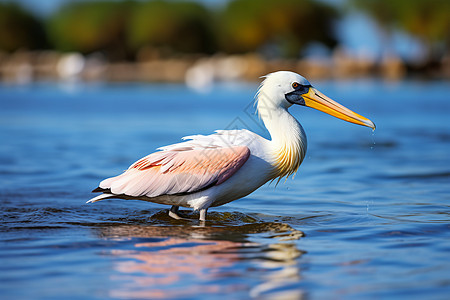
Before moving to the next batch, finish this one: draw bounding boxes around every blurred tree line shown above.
[0,2,49,52]
[351,0,450,62]
[0,0,338,60]
[0,0,448,63]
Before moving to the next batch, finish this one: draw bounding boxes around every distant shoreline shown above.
[1,50,448,86]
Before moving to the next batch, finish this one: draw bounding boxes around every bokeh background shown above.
[1,0,449,85]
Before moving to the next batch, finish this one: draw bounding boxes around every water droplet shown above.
[366,199,373,214]
[370,130,376,150]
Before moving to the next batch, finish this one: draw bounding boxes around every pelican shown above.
[88,71,375,221]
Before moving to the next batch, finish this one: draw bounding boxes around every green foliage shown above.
[2,0,448,61]
[127,0,216,54]
[0,0,340,58]
[219,0,339,57]
[0,2,48,52]
[46,0,339,58]
[46,0,216,57]
[393,0,450,45]
[351,0,450,58]
[46,1,132,58]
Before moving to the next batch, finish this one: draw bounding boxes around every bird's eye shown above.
[292,82,300,89]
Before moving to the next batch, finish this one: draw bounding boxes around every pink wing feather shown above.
[99,146,250,198]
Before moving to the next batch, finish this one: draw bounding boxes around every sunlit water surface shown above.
[1,79,449,299]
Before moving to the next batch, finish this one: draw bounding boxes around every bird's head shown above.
[257,71,375,130]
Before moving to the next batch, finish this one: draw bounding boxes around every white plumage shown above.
[89,71,375,221]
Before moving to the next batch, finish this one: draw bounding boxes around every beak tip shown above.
[366,120,376,131]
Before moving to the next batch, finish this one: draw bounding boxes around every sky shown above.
[2,0,424,61]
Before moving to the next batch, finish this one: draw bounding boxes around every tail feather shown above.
[87,193,114,204]
[92,187,108,193]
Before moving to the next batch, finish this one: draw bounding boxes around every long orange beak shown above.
[303,88,375,130]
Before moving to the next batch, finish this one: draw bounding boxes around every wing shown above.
[158,129,260,151]
[96,144,250,198]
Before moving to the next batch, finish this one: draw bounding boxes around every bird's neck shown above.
[260,105,307,179]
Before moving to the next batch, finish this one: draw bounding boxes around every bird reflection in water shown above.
[97,220,305,299]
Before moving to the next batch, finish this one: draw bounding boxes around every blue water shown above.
[0,79,449,299]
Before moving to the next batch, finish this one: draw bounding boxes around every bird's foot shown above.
[168,206,191,220]
[168,206,208,223]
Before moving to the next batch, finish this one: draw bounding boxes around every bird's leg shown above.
[168,206,206,222]
[199,208,208,222]
[168,206,189,220]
